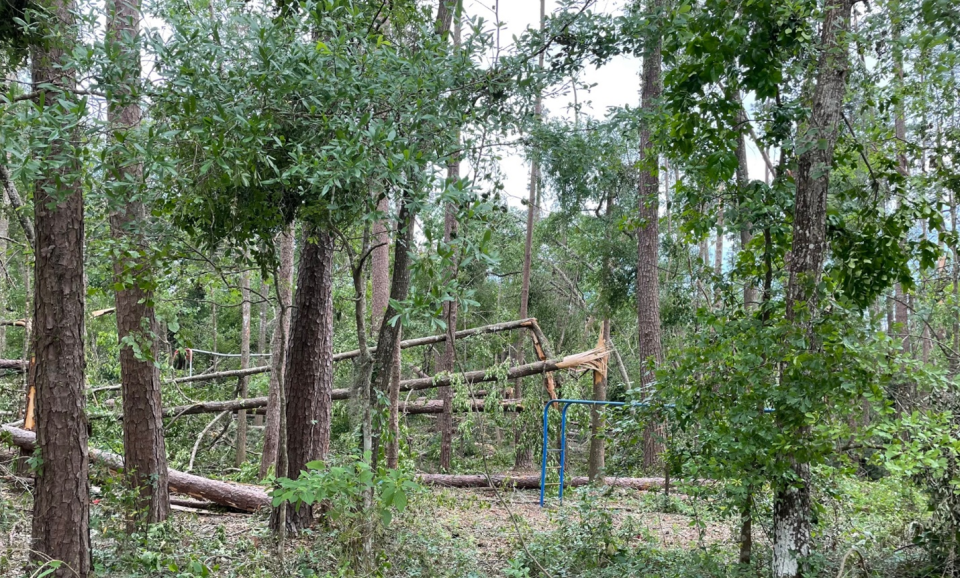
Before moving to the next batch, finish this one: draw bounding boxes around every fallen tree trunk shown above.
[416,473,665,490]
[88,318,559,391]
[0,359,26,371]
[399,347,608,393]
[150,396,521,418]
[1,425,270,512]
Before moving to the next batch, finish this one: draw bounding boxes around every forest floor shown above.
[1,470,734,577]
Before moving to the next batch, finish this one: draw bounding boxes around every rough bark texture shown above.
[106,0,170,524]
[638,0,665,472]
[30,0,91,570]
[371,195,414,468]
[272,227,334,531]
[371,197,391,331]
[260,228,294,480]
[235,267,251,466]
[775,1,853,576]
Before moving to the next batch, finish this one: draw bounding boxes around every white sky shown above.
[464,0,771,210]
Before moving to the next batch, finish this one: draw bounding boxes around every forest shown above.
[0,0,958,575]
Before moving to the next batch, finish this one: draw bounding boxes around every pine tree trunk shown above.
[236,267,251,466]
[371,196,391,331]
[30,0,91,569]
[638,0,665,472]
[270,227,334,533]
[775,1,853,576]
[105,0,170,524]
[260,227,294,480]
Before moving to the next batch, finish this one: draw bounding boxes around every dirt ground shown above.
[1,472,734,577]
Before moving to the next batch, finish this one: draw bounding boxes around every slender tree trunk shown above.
[775,1,853,576]
[255,279,267,427]
[385,326,402,468]
[514,0,545,471]
[211,301,218,371]
[714,200,724,275]
[260,228,294,480]
[371,196,391,331]
[588,320,610,481]
[892,7,910,357]
[270,227,334,533]
[735,108,756,563]
[438,196,459,471]
[235,266,251,466]
[0,164,35,249]
[371,194,415,470]
[736,107,758,309]
[638,0,665,472]
[105,0,169,524]
[30,0,91,570]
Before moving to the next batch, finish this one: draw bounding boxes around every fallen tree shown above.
[144,396,522,419]
[411,474,666,490]
[107,347,606,419]
[1,425,270,512]
[0,359,27,372]
[398,347,608,393]
[88,318,557,391]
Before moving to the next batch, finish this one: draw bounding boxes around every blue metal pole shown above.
[558,402,572,503]
[539,401,552,507]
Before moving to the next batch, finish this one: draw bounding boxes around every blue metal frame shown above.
[539,398,774,506]
[539,399,647,506]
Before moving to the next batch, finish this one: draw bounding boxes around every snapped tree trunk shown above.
[30,0,91,570]
[588,321,610,481]
[638,0,666,472]
[105,0,170,524]
[260,228,294,480]
[775,1,853,576]
[270,227,334,533]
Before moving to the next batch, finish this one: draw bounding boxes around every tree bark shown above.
[371,196,391,331]
[30,0,91,570]
[776,1,853,576]
[438,176,460,472]
[638,0,665,472]
[157,396,519,418]
[371,193,415,469]
[105,0,170,524]
[588,321,610,481]
[260,228,294,480]
[271,227,334,532]
[235,266,251,466]
[514,0,546,471]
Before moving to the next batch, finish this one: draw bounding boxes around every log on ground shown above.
[416,473,665,491]
[158,396,520,418]
[1,425,269,512]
